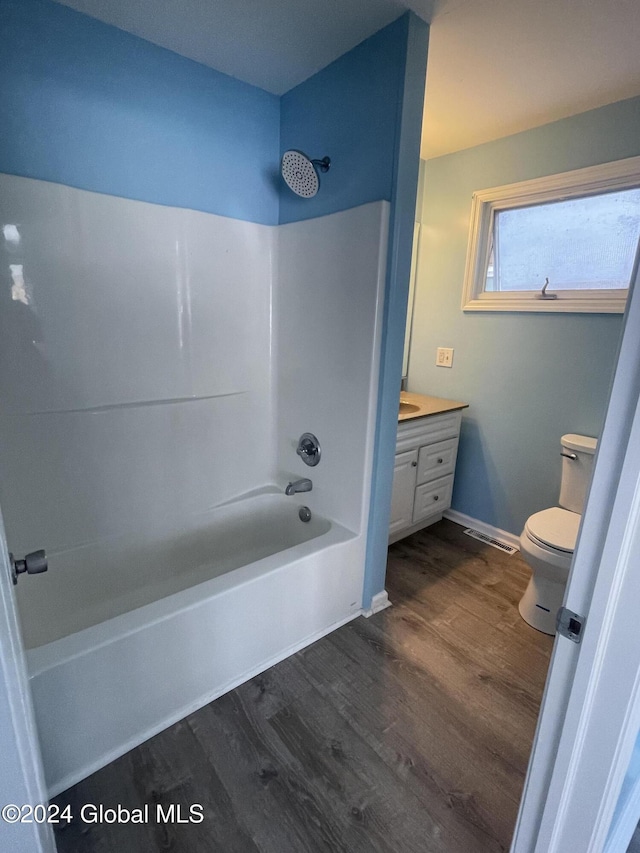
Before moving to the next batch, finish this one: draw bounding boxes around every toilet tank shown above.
[559,433,598,514]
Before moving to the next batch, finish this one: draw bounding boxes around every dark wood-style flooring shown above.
[52,520,554,853]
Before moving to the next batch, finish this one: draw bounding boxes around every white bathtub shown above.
[24,493,364,796]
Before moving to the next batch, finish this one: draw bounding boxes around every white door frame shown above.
[0,515,55,853]
[513,252,640,851]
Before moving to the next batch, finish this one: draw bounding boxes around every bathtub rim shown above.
[27,516,356,677]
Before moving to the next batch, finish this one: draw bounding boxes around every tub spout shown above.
[286,478,312,496]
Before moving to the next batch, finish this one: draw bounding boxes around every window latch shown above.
[537,277,558,300]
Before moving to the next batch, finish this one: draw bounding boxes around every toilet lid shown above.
[525,507,581,553]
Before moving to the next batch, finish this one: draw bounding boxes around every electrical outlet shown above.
[436,347,454,368]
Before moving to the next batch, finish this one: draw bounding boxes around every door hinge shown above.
[556,606,585,643]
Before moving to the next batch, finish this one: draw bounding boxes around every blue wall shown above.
[0,0,280,224]
[279,16,409,224]
[0,0,425,230]
[363,15,429,608]
[408,97,640,535]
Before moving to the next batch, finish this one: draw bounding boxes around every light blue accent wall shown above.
[0,0,280,224]
[363,15,429,608]
[279,16,410,224]
[409,97,640,536]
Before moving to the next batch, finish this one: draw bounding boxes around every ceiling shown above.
[423,0,640,158]
[55,0,433,95]
[55,0,640,160]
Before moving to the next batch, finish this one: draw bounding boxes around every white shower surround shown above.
[0,174,389,793]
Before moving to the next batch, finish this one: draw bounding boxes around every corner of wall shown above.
[277,12,416,225]
[362,12,430,609]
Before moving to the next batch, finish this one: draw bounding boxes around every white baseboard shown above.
[443,509,521,551]
[362,590,392,617]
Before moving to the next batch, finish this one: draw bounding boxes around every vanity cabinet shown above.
[389,409,463,544]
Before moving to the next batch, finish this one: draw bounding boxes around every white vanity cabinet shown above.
[389,408,464,544]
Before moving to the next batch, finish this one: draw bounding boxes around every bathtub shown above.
[24,492,364,796]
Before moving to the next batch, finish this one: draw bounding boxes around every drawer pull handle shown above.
[437,457,443,463]
[411,461,417,467]
[433,495,439,501]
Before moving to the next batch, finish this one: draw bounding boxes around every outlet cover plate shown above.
[436,347,454,367]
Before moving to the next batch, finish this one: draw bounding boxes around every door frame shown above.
[0,517,54,852]
[511,252,640,849]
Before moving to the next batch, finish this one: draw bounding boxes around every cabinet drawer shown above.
[396,410,462,453]
[413,475,453,523]
[417,438,457,485]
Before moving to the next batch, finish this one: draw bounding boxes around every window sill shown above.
[463,292,627,314]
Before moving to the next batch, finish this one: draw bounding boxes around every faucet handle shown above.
[296,433,321,467]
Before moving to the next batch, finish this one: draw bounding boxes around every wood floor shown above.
[52,520,553,853]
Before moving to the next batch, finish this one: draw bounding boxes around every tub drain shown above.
[299,506,312,523]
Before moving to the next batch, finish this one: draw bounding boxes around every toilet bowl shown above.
[518,507,580,634]
[518,434,597,635]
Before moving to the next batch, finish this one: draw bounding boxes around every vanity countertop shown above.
[399,391,469,422]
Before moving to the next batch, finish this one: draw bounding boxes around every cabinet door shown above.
[389,449,418,537]
[413,474,454,524]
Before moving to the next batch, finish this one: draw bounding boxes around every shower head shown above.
[281,150,331,198]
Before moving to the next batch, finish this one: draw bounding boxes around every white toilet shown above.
[519,433,597,634]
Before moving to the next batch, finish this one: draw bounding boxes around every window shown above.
[462,156,640,313]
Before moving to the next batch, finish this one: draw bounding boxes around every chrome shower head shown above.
[281,150,331,198]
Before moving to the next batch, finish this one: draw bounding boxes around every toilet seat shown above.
[524,507,581,554]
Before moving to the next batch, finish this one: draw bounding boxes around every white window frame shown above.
[461,155,640,313]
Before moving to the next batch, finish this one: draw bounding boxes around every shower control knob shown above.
[10,549,48,585]
[296,433,321,467]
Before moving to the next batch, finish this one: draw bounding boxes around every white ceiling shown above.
[423,0,640,158]
[55,0,640,160]
[56,0,433,95]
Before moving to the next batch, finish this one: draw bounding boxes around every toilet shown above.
[519,433,597,634]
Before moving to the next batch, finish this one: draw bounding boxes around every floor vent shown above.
[463,528,518,554]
